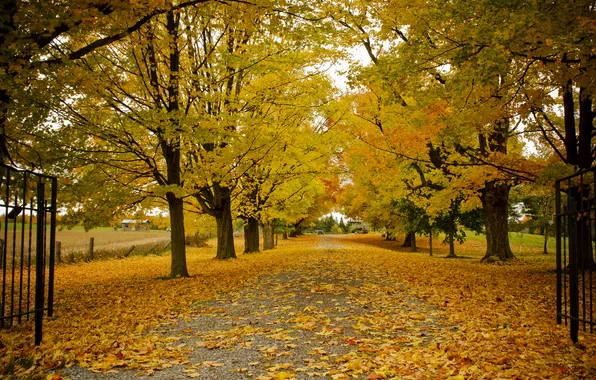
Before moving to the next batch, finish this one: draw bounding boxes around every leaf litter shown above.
[1,234,594,379]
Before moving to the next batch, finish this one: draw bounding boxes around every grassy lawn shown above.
[461,230,554,261]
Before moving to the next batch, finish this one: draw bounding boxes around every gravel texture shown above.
[62,237,449,379]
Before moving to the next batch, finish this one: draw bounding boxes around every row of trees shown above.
[2,1,594,269]
[2,1,347,277]
[335,0,594,260]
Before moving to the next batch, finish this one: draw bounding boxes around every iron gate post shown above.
[555,180,562,325]
[48,177,57,317]
[567,195,579,343]
[34,182,45,346]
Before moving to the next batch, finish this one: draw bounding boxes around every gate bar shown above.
[34,182,45,346]
[556,180,562,324]
[48,177,57,317]
[1,166,9,328]
[567,195,579,343]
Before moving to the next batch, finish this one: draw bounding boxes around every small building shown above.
[347,218,369,233]
[121,219,150,231]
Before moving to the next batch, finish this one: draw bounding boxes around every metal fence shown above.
[0,164,57,345]
[556,168,595,343]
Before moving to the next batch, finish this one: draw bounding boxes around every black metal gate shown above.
[556,168,595,343]
[0,164,57,345]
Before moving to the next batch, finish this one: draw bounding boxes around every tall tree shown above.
[41,1,338,265]
[330,0,561,261]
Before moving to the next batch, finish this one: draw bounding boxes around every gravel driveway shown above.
[62,242,449,379]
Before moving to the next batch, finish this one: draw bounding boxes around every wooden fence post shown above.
[88,237,94,261]
[124,245,135,258]
[56,241,62,264]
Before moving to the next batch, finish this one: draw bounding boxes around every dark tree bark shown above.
[563,79,578,165]
[578,88,593,169]
[560,81,595,270]
[480,181,515,261]
[262,222,274,250]
[166,193,188,277]
[289,220,304,237]
[0,2,18,164]
[0,89,11,164]
[477,116,516,262]
[577,215,596,271]
[213,184,236,259]
[446,211,457,258]
[429,229,433,256]
[570,187,596,271]
[400,232,413,246]
[243,216,259,253]
[162,10,189,276]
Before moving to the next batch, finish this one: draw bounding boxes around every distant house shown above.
[121,219,150,231]
[347,218,369,233]
[510,203,531,223]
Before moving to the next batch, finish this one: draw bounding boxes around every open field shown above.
[3,224,554,262]
[1,233,594,379]
[1,228,171,262]
[55,229,170,256]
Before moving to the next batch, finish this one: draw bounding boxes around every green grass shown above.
[458,230,554,262]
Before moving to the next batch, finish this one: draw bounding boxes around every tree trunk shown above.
[0,89,11,164]
[163,12,189,276]
[263,222,274,250]
[448,230,455,257]
[410,232,417,252]
[289,224,303,237]
[429,229,433,256]
[563,79,578,165]
[214,185,236,259]
[0,3,16,164]
[401,232,412,247]
[167,193,189,277]
[480,181,515,261]
[543,228,549,255]
[577,87,593,169]
[282,230,288,240]
[243,216,259,253]
[577,215,596,271]
[571,187,596,270]
[447,211,457,258]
